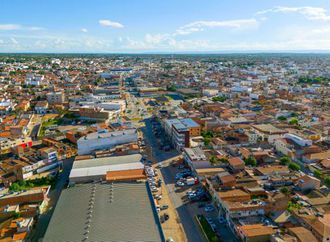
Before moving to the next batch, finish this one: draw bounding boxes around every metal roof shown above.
[69,154,143,180]
[72,154,142,169]
[43,182,164,242]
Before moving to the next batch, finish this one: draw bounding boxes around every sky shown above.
[1,0,330,53]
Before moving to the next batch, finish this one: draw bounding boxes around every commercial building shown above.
[77,129,138,155]
[164,118,200,151]
[69,154,143,183]
[43,182,164,242]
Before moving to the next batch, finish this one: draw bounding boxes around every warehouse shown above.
[43,181,164,242]
[69,154,143,183]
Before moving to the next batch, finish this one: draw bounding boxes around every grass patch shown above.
[196,215,218,242]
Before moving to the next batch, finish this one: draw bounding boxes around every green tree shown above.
[244,156,257,167]
[280,156,291,165]
[324,176,330,187]
[277,116,287,121]
[314,170,322,179]
[280,187,290,195]
[289,118,299,125]
[288,162,300,171]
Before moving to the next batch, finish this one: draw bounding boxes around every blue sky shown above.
[1,0,330,52]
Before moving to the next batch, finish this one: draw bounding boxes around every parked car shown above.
[204,205,215,212]
[160,205,169,210]
[219,217,226,224]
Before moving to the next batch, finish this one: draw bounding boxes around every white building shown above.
[202,89,219,97]
[77,129,138,155]
[284,133,312,147]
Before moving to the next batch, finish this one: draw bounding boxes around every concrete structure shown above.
[77,129,138,155]
[46,91,65,104]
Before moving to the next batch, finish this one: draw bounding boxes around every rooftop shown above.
[43,182,164,242]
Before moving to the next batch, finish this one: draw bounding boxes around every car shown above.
[219,217,226,224]
[167,237,174,242]
[206,217,213,223]
[210,223,216,231]
[160,205,169,210]
[176,181,185,187]
[204,205,215,212]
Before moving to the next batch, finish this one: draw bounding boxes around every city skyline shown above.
[1,0,330,53]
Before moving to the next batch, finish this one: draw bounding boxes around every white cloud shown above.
[0,24,21,30]
[99,19,124,28]
[257,6,330,21]
[175,19,259,35]
[10,38,18,44]
[0,24,44,31]
[81,28,88,33]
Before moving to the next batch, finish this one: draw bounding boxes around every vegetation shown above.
[280,156,291,166]
[166,85,177,92]
[289,118,299,125]
[324,176,330,187]
[288,162,300,171]
[212,96,227,102]
[313,170,322,179]
[287,201,302,212]
[298,76,330,86]
[202,131,215,146]
[277,116,287,121]
[280,187,290,195]
[196,215,218,242]
[209,156,228,165]
[244,156,257,167]
[9,177,56,192]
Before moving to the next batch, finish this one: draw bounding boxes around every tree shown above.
[244,156,257,167]
[277,116,287,121]
[280,187,290,195]
[280,156,291,165]
[288,162,300,171]
[289,118,299,125]
[314,170,322,179]
[324,176,330,187]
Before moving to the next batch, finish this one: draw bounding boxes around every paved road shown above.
[29,158,74,242]
[161,165,206,242]
[141,118,205,242]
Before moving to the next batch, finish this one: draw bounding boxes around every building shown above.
[46,91,65,104]
[252,124,287,143]
[164,118,201,151]
[43,182,164,242]
[69,154,143,183]
[34,101,48,114]
[77,129,138,155]
[237,224,274,242]
[284,133,312,147]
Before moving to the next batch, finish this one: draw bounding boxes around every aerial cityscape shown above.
[1,1,330,242]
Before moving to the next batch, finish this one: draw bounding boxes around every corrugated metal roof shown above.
[43,182,164,242]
